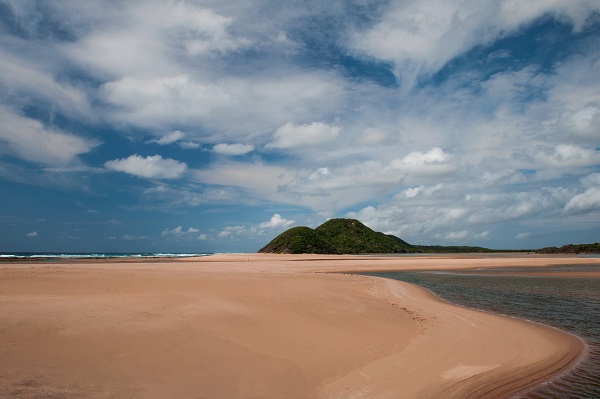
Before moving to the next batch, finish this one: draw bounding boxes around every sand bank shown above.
[0,254,592,398]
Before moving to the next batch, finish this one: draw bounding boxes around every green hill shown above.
[315,219,413,254]
[257,226,338,254]
[258,219,413,254]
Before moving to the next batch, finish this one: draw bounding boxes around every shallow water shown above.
[366,265,600,399]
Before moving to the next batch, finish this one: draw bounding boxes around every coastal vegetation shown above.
[258,219,493,254]
[536,242,600,254]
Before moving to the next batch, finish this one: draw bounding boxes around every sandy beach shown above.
[1,254,598,398]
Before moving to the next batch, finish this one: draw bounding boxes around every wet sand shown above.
[1,253,596,398]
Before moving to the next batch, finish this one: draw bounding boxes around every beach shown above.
[1,254,597,398]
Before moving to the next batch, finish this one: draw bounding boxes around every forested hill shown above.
[258,219,493,254]
[536,243,600,254]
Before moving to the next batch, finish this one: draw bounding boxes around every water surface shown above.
[366,265,600,399]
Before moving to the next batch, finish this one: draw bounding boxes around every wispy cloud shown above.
[0,107,98,166]
[213,143,255,156]
[267,122,341,149]
[105,155,187,179]
[148,131,185,145]
[1,1,600,250]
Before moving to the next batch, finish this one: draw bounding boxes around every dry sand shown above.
[1,253,597,398]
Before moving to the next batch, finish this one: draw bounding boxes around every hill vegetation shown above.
[536,242,600,254]
[258,219,493,254]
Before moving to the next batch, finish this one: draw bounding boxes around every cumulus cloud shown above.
[259,214,295,229]
[161,226,200,237]
[0,107,98,166]
[26,231,38,237]
[213,143,255,156]
[105,154,187,179]
[267,122,341,149]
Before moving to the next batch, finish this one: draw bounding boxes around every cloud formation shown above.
[213,143,255,156]
[1,1,600,251]
[0,107,98,166]
[105,155,187,179]
[259,214,295,229]
[350,0,600,86]
[267,122,341,149]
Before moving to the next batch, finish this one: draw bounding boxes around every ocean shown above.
[0,252,213,260]
[366,265,600,399]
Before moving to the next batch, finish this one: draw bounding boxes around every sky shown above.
[1,0,600,253]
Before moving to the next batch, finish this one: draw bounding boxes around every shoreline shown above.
[1,253,597,398]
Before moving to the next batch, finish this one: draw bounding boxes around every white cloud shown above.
[191,147,456,211]
[564,187,600,214]
[193,161,296,204]
[0,107,98,166]
[64,2,249,77]
[218,225,247,238]
[147,130,199,149]
[0,49,90,117]
[561,106,600,139]
[161,226,200,237]
[535,145,600,168]
[105,154,187,179]
[391,147,454,176]
[347,184,576,245]
[267,122,341,149]
[149,130,185,145]
[259,214,295,229]
[350,0,600,85]
[26,231,38,237]
[213,143,255,156]
[100,73,343,137]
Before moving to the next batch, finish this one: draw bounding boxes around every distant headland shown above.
[258,218,600,254]
[258,218,496,254]
[536,242,600,254]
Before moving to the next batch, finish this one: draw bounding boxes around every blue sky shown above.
[1,0,600,253]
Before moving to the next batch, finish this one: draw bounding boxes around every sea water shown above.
[366,265,600,399]
[0,252,213,260]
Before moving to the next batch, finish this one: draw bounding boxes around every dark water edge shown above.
[365,266,600,399]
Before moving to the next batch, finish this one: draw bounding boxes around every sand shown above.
[1,253,597,398]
